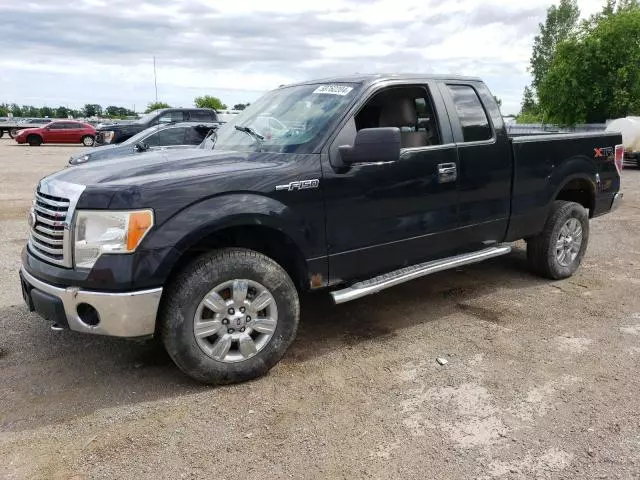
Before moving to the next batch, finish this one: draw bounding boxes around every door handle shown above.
[437,163,457,183]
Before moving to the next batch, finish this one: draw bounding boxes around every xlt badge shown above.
[275,179,320,191]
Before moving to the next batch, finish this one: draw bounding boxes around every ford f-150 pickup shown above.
[19,74,624,384]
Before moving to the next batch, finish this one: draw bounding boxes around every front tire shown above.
[527,200,590,280]
[81,135,94,146]
[27,135,42,146]
[9,128,19,139]
[160,248,300,385]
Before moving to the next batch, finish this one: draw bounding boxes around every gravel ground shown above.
[1,137,639,479]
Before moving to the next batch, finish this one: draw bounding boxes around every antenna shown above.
[153,56,158,103]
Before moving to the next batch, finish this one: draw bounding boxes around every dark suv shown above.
[94,108,218,145]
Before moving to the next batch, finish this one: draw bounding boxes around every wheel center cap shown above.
[231,312,246,328]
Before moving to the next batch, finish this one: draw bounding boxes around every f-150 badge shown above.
[275,179,320,191]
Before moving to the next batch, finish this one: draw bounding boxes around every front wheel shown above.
[9,128,19,139]
[160,248,300,385]
[527,200,590,280]
[81,135,94,146]
[27,135,42,146]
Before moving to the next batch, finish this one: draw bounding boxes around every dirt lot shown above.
[0,137,639,479]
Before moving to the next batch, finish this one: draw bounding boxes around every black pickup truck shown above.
[19,74,624,384]
[94,108,218,145]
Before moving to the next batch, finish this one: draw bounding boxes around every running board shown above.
[331,244,512,304]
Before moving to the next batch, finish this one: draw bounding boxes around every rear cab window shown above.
[446,85,493,142]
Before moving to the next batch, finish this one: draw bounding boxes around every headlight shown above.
[74,210,154,269]
[102,131,115,143]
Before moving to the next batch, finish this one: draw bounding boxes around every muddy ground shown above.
[0,137,639,479]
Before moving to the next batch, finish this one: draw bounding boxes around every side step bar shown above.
[331,244,512,304]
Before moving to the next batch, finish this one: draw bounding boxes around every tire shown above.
[9,128,19,139]
[81,135,94,147]
[27,135,42,146]
[527,200,590,280]
[0,130,4,139]
[160,248,300,385]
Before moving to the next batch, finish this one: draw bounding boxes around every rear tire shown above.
[160,248,300,385]
[27,135,42,146]
[527,200,589,280]
[81,135,94,146]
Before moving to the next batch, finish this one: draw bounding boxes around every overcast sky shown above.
[1,0,605,115]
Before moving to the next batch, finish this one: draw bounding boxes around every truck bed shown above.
[506,131,622,242]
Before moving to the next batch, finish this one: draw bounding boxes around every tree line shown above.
[0,96,251,119]
[520,0,640,124]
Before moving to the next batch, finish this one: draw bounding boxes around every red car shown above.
[14,120,96,146]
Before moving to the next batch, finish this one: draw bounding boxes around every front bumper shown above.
[20,266,162,338]
[611,192,623,212]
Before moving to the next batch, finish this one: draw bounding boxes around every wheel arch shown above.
[552,173,596,217]
[142,193,323,295]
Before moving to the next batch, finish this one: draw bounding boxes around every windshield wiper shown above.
[234,125,264,143]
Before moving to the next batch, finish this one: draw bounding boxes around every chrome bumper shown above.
[20,267,162,338]
[611,192,623,212]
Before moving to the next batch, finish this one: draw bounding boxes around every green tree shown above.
[145,101,171,113]
[40,107,54,118]
[530,0,580,92]
[55,106,69,118]
[538,3,640,124]
[82,104,103,117]
[23,105,40,117]
[194,95,226,110]
[9,104,22,117]
[233,103,249,111]
[0,103,8,117]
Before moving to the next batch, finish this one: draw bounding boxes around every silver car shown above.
[69,122,221,165]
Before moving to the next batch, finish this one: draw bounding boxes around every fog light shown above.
[77,303,100,326]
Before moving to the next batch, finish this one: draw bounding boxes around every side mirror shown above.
[134,142,149,152]
[337,127,401,167]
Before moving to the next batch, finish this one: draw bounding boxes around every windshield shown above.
[135,111,161,124]
[211,83,360,153]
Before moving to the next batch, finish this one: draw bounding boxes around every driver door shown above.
[322,83,461,283]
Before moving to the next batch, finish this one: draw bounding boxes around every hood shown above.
[16,127,40,135]
[69,143,122,163]
[47,148,278,187]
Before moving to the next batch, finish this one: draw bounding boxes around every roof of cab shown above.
[282,73,482,88]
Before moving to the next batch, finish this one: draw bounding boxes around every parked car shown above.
[20,74,623,385]
[94,108,219,145]
[14,120,96,146]
[69,122,222,165]
[0,118,53,139]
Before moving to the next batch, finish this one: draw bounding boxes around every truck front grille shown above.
[29,190,70,266]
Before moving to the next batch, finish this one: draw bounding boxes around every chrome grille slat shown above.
[31,231,64,246]
[29,188,71,266]
[35,215,65,227]
[34,204,67,218]
[35,197,69,208]
[35,224,64,237]
[30,240,63,255]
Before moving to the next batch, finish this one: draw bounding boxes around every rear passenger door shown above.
[188,110,217,122]
[63,122,83,143]
[439,82,512,249]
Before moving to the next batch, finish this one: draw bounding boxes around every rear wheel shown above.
[81,135,94,146]
[27,135,42,146]
[527,200,589,280]
[161,248,300,384]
